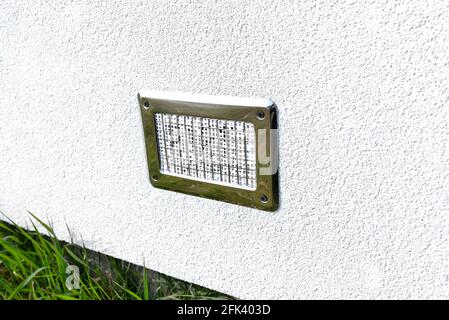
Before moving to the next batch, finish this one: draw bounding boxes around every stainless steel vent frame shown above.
[138,91,279,211]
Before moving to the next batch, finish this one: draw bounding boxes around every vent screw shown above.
[259,194,268,203]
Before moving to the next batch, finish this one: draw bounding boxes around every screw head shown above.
[256,110,265,120]
[143,101,150,109]
[152,175,159,181]
[259,194,268,203]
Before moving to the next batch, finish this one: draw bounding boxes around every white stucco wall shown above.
[1,0,449,299]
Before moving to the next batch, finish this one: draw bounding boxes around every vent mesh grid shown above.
[154,113,257,190]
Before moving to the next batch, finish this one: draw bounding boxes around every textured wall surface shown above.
[1,0,449,299]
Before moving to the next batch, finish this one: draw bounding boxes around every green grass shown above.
[0,212,231,300]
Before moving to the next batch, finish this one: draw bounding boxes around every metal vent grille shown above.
[154,113,257,190]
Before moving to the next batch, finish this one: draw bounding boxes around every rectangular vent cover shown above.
[139,90,279,211]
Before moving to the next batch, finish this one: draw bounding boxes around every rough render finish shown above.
[1,0,449,299]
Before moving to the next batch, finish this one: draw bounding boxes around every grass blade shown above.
[8,266,47,299]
